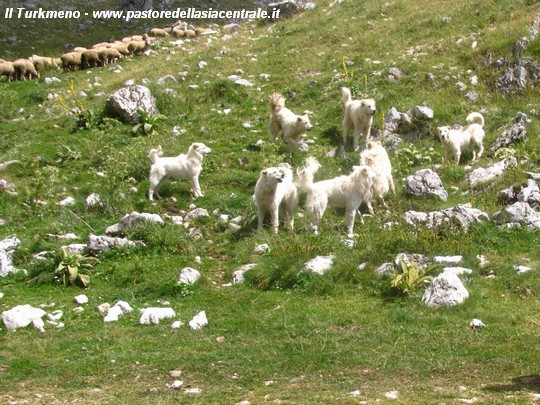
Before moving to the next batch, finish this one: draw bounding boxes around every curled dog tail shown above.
[296,156,321,192]
[466,112,484,127]
[341,86,352,104]
[269,92,285,112]
[148,145,163,164]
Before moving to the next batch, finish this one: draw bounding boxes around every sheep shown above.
[81,50,101,69]
[0,62,15,82]
[92,42,110,49]
[0,58,6,63]
[61,52,82,72]
[172,28,186,38]
[31,55,60,71]
[150,28,169,37]
[184,29,196,38]
[13,58,39,80]
[127,40,150,55]
[97,48,122,66]
[111,43,130,58]
[73,47,87,53]
[195,27,215,36]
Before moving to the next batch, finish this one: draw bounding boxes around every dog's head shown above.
[191,142,212,155]
[297,115,313,131]
[261,167,285,184]
[437,126,451,142]
[366,140,382,149]
[362,99,377,116]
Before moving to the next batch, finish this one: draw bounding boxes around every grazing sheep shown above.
[13,59,39,80]
[150,28,169,37]
[31,55,60,71]
[0,62,15,82]
[0,58,6,63]
[111,43,130,58]
[171,28,186,38]
[97,48,122,65]
[81,50,101,69]
[92,42,110,49]
[127,40,150,55]
[73,47,87,53]
[61,52,82,72]
[195,27,215,36]
[184,29,196,38]
[131,35,144,41]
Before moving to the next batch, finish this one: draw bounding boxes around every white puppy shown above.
[147,142,212,200]
[438,112,485,164]
[296,157,374,237]
[359,141,395,214]
[254,163,298,234]
[342,86,377,151]
[269,92,313,152]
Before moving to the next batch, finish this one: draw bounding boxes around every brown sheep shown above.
[184,29,196,38]
[150,28,169,37]
[61,52,82,72]
[81,50,101,69]
[73,47,87,53]
[127,40,150,55]
[13,58,39,80]
[97,48,122,66]
[31,55,60,71]
[0,62,15,82]
[111,43,130,57]
[172,28,186,38]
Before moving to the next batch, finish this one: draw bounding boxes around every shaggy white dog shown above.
[296,157,374,237]
[269,92,313,152]
[438,112,485,164]
[342,86,377,151]
[359,141,395,214]
[254,163,298,234]
[147,142,212,200]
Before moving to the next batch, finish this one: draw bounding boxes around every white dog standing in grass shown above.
[254,163,298,234]
[342,86,377,151]
[269,92,313,152]
[296,157,374,237]
[359,140,395,214]
[438,112,485,164]
[147,142,212,200]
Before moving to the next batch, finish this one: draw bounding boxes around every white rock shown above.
[514,265,533,274]
[253,244,270,253]
[351,389,361,397]
[85,193,103,209]
[104,305,123,322]
[168,380,184,390]
[2,304,47,331]
[178,267,201,285]
[171,320,183,329]
[422,272,469,307]
[47,310,63,321]
[469,319,485,329]
[140,307,176,325]
[97,303,110,313]
[0,236,22,277]
[434,256,463,266]
[115,300,133,314]
[231,264,257,285]
[385,390,400,399]
[57,197,76,206]
[198,61,207,69]
[189,310,208,330]
[184,387,202,395]
[443,267,473,276]
[304,255,335,275]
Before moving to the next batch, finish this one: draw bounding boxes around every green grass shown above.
[1,0,540,403]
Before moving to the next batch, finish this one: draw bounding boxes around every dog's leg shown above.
[282,206,294,232]
[269,118,279,142]
[270,204,279,234]
[342,114,352,147]
[154,176,169,199]
[345,207,357,237]
[257,206,266,232]
[454,151,461,165]
[191,176,203,197]
[388,176,396,194]
[477,143,484,158]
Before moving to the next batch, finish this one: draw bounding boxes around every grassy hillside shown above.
[1,0,540,403]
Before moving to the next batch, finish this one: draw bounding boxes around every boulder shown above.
[184,208,209,223]
[231,263,257,285]
[0,236,22,277]
[489,113,528,155]
[189,310,208,330]
[492,201,540,230]
[87,234,145,253]
[405,204,489,231]
[178,267,201,285]
[106,85,158,124]
[139,307,175,325]
[422,272,469,307]
[304,255,335,275]
[404,169,448,201]
[498,179,540,208]
[85,193,103,210]
[105,211,164,236]
[496,60,540,95]
[466,157,517,187]
[2,304,47,331]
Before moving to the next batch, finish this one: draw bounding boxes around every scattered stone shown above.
[409,106,434,121]
[184,208,209,223]
[229,263,257,285]
[304,255,335,275]
[492,201,540,230]
[0,160,19,171]
[350,389,361,398]
[46,233,78,241]
[422,272,469,307]
[405,204,489,231]
[168,380,184,390]
[97,303,110,313]
[434,256,463,266]
[394,253,430,269]
[105,212,164,236]
[171,320,183,329]
[498,179,540,208]
[157,75,176,85]
[139,307,176,325]
[467,157,517,187]
[178,267,201,285]
[514,265,533,275]
[254,244,270,253]
[189,310,208,330]
[2,304,47,332]
[496,59,540,95]
[0,236,22,277]
[62,243,87,254]
[0,179,16,195]
[104,300,133,322]
[85,193,103,210]
[375,262,395,277]
[106,85,158,124]
[57,196,76,206]
[86,234,145,253]
[469,319,485,329]
[385,391,400,400]
[489,113,528,155]
[404,169,448,201]
[443,267,473,277]
[74,294,88,304]
[183,387,202,395]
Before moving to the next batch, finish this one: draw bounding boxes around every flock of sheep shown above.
[0,21,215,81]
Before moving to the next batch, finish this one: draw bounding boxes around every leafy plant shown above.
[395,144,439,170]
[55,145,81,165]
[55,247,99,288]
[341,56,354,82]
[132,109,167,136]
[390,260,435,294]
[58,81,100,130]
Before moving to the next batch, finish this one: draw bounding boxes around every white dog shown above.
[147,142,212,200]
[342,87,377,151]
[269,92,313,152]
[438,112,485,164]
[254,163,298,234]
[296,157,374,237]
[359,141,395,214]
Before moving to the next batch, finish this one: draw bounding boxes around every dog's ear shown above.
[261,169,268,176]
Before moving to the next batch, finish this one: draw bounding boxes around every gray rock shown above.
[184,208,209,223]
[422,272,469,307]
[496,60,540,95]
[405,203,489,231]
[268,0,300,20]
[105,212,164,236]
[394,253,430,269]
[410,106,434,121]
[0,179,16,194]
[467,157,517,187]
[0,236,22,277]
[304,255,334,275]
[375,262,395,277]
[231,263,257,285]
[498,179,540,208]
[178,267,201,285]
[489,113,528,155]
[106,85,158,124]
[492,201,540,230]
[384,107,402,134]
[87,234,145,253]
[404,169,448,201]
[84,193,103,210]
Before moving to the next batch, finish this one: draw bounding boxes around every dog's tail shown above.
[148,145,163,164]
[466,112,484,127]
[341,86,352,105]
[296,156,321,192]
[269,92,285,112]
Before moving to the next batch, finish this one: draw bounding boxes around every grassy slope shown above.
[1,0,540,403]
